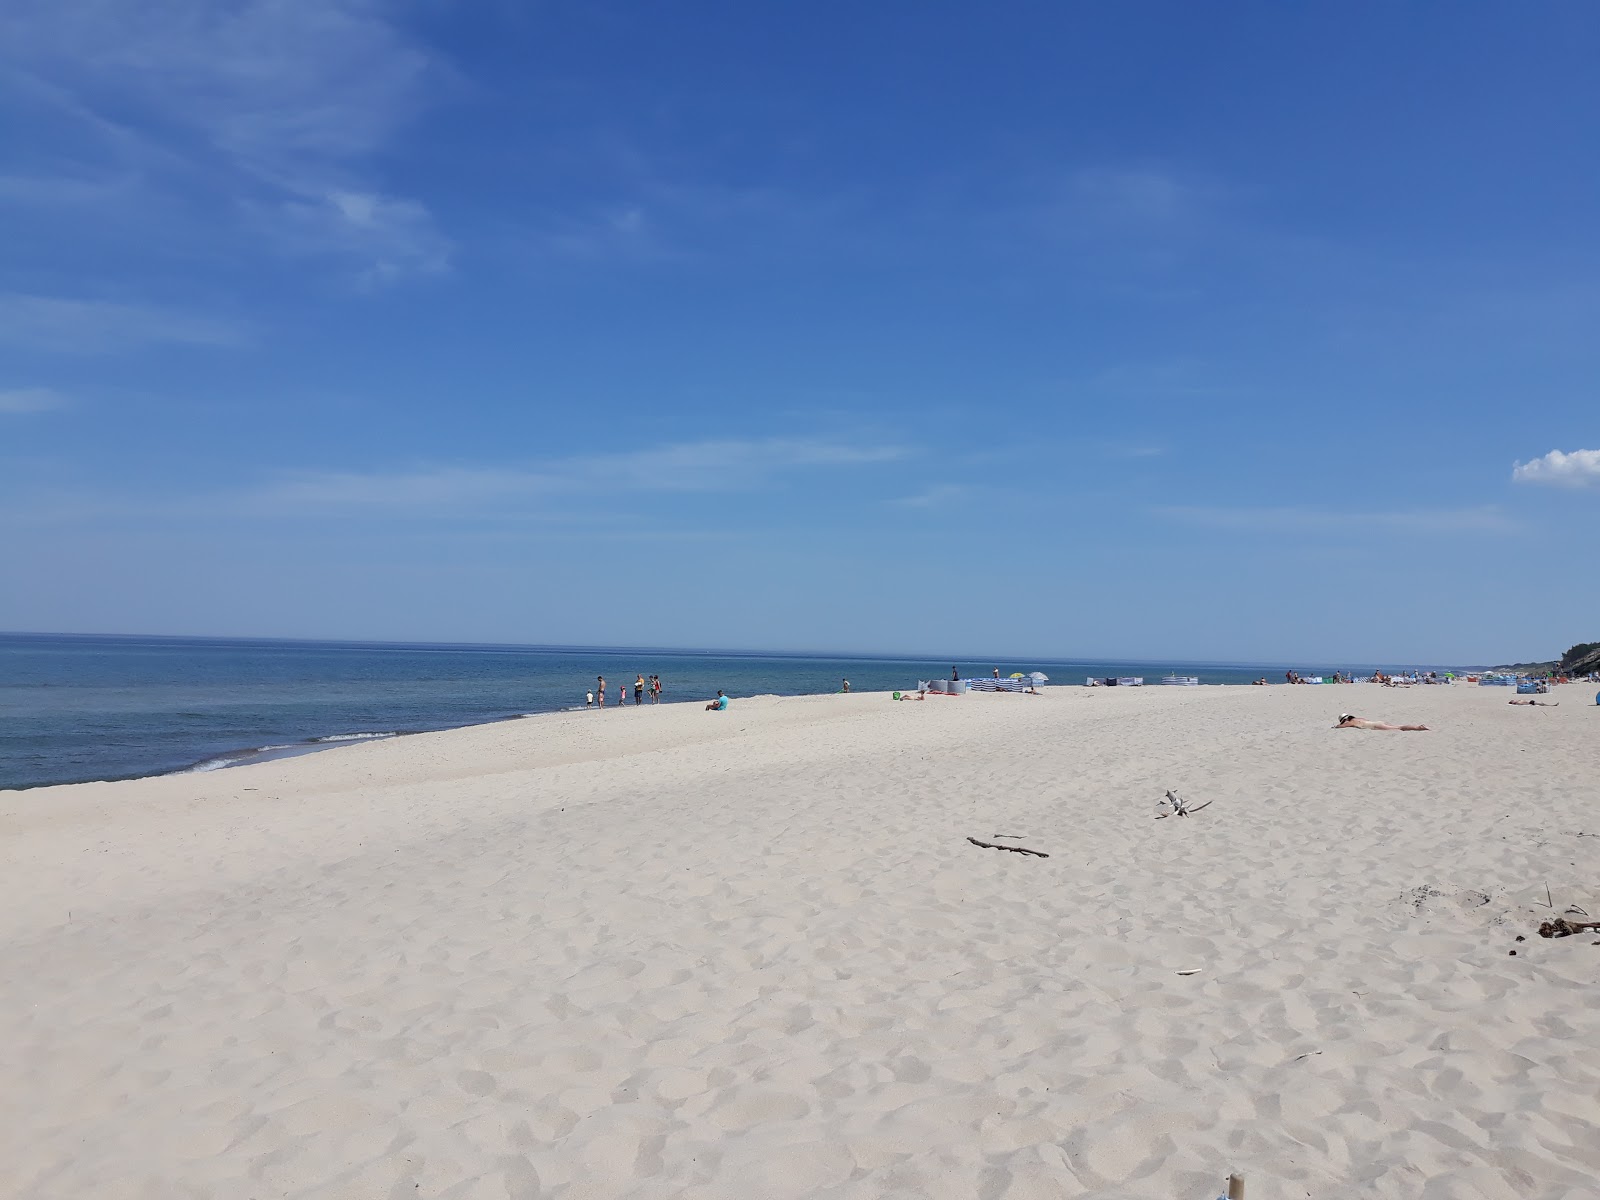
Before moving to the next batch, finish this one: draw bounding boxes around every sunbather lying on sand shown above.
[1335,713,1429,731]
[1508,699,1558,706]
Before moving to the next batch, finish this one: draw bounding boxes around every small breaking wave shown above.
[183,744,298,773]
[176,731,399,774]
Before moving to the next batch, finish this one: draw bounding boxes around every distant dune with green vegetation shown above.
[1494,642,1600,675]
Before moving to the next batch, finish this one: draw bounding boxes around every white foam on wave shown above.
[185,756,244,773]
[177,732,398,775]
[183,744,298,773]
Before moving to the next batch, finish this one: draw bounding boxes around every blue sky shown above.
[2,1,1597,664]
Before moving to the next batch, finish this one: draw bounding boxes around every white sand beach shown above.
[4,683,1599,1199]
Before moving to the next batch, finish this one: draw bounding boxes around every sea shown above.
[1,632,1397,791]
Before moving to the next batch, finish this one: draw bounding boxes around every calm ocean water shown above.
[2,633,1377,791]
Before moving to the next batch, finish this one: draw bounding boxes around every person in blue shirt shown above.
[704,690,728,711]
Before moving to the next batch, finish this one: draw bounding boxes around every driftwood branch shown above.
[967,836,1049,858]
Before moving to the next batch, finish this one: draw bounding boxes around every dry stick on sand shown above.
[967,836,1049,858]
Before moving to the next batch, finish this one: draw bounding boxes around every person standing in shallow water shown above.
[842,679,850,693]
[951,666,960,682]
[634,675,645,706]
[596,676,605,708]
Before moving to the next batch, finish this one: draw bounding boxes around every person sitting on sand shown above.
[1252,678,1268,686]
[1335,713,1429,731]
[1509,699,1558,707]
[705,690,728,711]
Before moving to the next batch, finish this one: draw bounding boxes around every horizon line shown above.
[0,629,1496,671]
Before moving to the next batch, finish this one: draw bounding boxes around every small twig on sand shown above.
[991,833,1028,840]
[967,836,1049,858]
[1545,882,1554,910]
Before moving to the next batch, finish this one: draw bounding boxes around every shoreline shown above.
[6,675,1490,794]
[6,629,1483,793]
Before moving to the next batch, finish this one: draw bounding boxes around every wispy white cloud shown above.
[267,189,451,283]
[889,484,972,509]
[0,293,248,352]
[249,437,913,513]
[1069,167,1197,223]
[505,138,865,266]
[0,0,449,281]
[1027,166,1227,248]
[2,0,428,163]
[1155,504,1518,535]
[0,387,66,413]
[0,169,133,207]
[527,205,673,263]
[1084,361,1244,400]
[1512,449,1600,489]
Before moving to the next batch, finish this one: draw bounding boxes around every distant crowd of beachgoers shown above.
[586,674,663,708]
[578,665,1600,712]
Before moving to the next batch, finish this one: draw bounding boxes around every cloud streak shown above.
[267,190,451,283]
[249,437,913,514]
[1070,167,1197,223]
[889,485,973,509]
[0,294,248,352]
[0,387,66,413]
[1,0,449,281]
[1155,504,1518,535]
[1512,449,1600,489]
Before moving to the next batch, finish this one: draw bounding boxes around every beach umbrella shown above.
[1029,671,1049,682]
[1009,672,1025,679]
